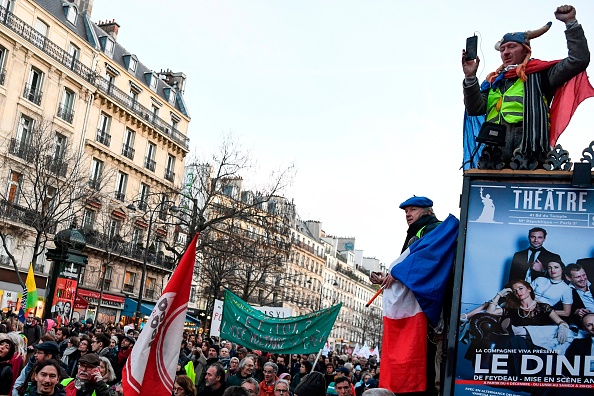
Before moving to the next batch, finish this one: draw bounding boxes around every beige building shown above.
[0,0,190,324]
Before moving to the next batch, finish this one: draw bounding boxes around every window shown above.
[7,171,22,204]
[82,209,95,230]
[149,74,158,91]
[101,267,112,291]
[151,104,159,121]
[54,133,66,161]
[108,218,121,239]
[122,128,135,159]
[139,183,150,210]
[165,155,175,182]
[43,186,56,213]
[67,43,80,70]
[24,68,44,105]
[89,158,104,189]
[168,88,176,105]
[115,171,127,201]
[158,193,169,220]
[57,88,75,123]
[132,228,144,248]
[33,19,48,48]
[47,133,67,177]
[0,1,15,13]
[0,45,7,85]
[96,113,111,146]
[103,37,114,56]
[144,142,156,171]
[123,271,136,292]
[65,5,77,24]
[11,115,33,160]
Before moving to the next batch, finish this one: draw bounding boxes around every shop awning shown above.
[74,295,89,309]
[77,289,125,304]
[122,298,201,324]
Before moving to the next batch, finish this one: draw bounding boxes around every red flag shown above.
[123,234,198,396]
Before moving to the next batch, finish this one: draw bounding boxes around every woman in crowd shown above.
[173,374,196,396]
[66,336,90,376]
[0,337,16,395]
[226,357,240,380]
[530,261,572,317]
[1,332,26,394]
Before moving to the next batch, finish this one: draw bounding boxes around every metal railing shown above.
[114,191,125,202]
[9,138,34,161]
[123,284,134,293]
[23,83,42,105]
[122,144,135,160]
[0,68,5,85]
[88,178,101,190]
[0,200,57,233]
[164,169,175,182]
[45,156,68,177]
[56,104,74,123]
[144,157,156,172]
[0,6,96,84]
[96,129,111,146]
[0,5,189,150]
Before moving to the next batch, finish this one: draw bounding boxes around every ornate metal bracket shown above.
[478,146,505,170]
[544,144,572,171]
[509,149,539,171]
[580,141,594,169]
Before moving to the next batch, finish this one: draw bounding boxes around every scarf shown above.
[117,347,132,364]
[401,214,439,253]
[258,377,278,396]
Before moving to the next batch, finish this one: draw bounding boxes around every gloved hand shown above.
[557,323,569,344]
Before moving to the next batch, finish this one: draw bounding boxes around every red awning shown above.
[77,289,126,304]
[74,295,89,309]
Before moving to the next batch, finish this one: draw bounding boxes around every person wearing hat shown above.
[61,353,110,396]
[294,372,326,396]
[462,4,593,166]
[12,341,66,396]
[113,335,134,382]
[369,196,442,396]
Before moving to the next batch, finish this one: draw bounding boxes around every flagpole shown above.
[312,348,323,371]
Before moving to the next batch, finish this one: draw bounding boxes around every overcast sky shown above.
[92,0,594,265]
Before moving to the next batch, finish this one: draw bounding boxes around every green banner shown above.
[220,290,342,354]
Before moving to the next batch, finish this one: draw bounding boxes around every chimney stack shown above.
[78,0,94,17]
[98,19,120,40]
[159,69,187,94]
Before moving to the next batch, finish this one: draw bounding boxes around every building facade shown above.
[0,0,190,324]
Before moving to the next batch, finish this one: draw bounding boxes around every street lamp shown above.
[127,196,179,325]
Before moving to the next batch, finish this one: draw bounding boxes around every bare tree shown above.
[161,134,295,322]
[0,116,100,287]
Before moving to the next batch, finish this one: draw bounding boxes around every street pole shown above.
[135,208,155,327]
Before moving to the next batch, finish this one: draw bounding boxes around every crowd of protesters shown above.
[1,311,388,396]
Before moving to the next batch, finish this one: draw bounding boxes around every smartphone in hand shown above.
[465,35,478,61]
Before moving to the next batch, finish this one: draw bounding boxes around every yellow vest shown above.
[486,78,524,124]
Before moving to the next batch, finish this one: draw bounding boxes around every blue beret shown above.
[399,196,433,209]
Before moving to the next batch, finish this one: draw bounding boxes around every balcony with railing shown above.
[45,156,68,177]
[0,68,5,85]
[144,157,156,172]
[0,4,189,150]
[122,144,135,160]
[164,169,175,182]
[0,6,96,84]
[123,283,134,293]
[114,191,125,202]
[95,76,189,149]
[0,200,57,233]
[23,83,42,105]
[9,138,34,161]
[56,104,74,123]
[88,178,101,190]
[96,129,111,146]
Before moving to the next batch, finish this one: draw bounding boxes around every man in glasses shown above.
[241,378,259,395]
[61,353,111,396]
[259,362,278,396]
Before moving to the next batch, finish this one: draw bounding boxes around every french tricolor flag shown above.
[379,215,459,393]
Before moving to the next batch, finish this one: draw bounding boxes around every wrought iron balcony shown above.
[123,284,134,293]
[122,144,135,160]
[0,200,57,233]
[164,169,175,182]
[144,157,156,172]
[56,104,74,123]
[9,138,34,161]
[23,83,42,105]
[0,68,5,86]
[88,178,101,190]
[96,129,111,146]
[0,6,96,84]
[45,156,68,177]
[137,201,148,211]
[114,191,126,202]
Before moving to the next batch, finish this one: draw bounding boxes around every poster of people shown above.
[455,180,594,396]
[51,277,77,326]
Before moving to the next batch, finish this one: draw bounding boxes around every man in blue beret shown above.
[370,195,443,395]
